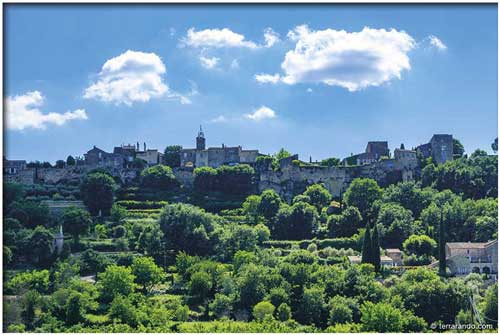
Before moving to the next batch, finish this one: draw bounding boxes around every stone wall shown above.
[173,167,195,188]
[3,169,36,185]
[259,157,419,201]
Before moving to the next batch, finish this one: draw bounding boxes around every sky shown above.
[4,4,498,163]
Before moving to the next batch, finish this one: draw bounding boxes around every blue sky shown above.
[4,4,498,163]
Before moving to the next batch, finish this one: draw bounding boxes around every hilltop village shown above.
[4,128,454,199]
[3,127,498,333]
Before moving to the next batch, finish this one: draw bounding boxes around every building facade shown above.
[343,141,390,165]
[445,240,498,276]
[416,134,454,165]
[180,127,259,168]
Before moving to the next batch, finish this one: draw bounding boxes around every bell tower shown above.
[196,125,206,150]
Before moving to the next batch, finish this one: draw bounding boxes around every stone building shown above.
[415,134,454,165]
[3,158,27,175]
[84,142,162,168]
[343,141,390,165]
[179,126,259,168]
[444,240,497,276]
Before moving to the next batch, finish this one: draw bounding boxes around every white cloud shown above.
[244,106,276,121]
[210,115,229,123]
[280,25,416,91]
[6,91,88,130]
[230,59,240,70]
[182,27,280,50]
[307,88,313,93]
[255,73,281,84]
[264,27,280,47]
[183,28,258,49]
[428,35,447,51]
[84,50,169,105]
[199,56,220,69]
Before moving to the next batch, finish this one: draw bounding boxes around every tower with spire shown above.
[196,125,206,150]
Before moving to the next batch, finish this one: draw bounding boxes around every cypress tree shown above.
[371,224,381,272]
[438,209,446,276]
[361,223,372,264]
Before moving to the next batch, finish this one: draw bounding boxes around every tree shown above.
[273,202,318,240]
[8,201,50,229]
[360,302,404,332]
[29,226,54,266]
[242,195,262,224]
[483,283,497,327]
[163,145,182,167]
[253,301,275,322]
[109,295,137,327]
[80,249,110,277]
[66,155,76,166]
[4,182,25,209]
[61,207,92,244]
[55,160,66,168]
[65,292,85,325]
[188,271,212,302]
[131,257,166,294]
[140,165,178,190]
[438,210,446,276]
[392,268,468,324]
[297,286,327,326]
[209,293,233,319]
[21,290,40,329]
[98,265,136,302]
[5,269,50,295]
[328,296,355,325]
[320,157,341,167]
[136,224,164,256]
[361,223,372,264]
[236,264,269,309]
[453,138,465,158]
[371,224,381,272]
[402,235,436,257]
[382,182,433,217]
[327,206,362,237]
[274,148,291,161]
[376,203,417,247]
[492,138,498,153]
[277,303,291,322]
[159,203,218,255]
[257,189,282,221]
[303,184,332,211]
[344,178,382,219]
[80,172,115,216]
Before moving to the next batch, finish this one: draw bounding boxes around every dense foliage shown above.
[3,145,498,333]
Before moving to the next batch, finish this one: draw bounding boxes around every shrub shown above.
[253,301,275,322]
[140,165,178,190]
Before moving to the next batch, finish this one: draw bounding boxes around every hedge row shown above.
[115,200,168,210]
[263,237,359,251]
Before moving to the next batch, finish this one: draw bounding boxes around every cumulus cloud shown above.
[428,35,447,51]
[182,27,280,50]
[183,28,258,49]
[6,91,87,130]
[199,56,220,69]
[84,50,169,105]
[254,73,281,84]
[279,25,416,91]
[264,27,280,47]
[244,106,276,121]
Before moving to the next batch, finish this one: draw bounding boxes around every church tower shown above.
[196,125,206,150]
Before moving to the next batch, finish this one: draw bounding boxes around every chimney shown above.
[144,142,146,152]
